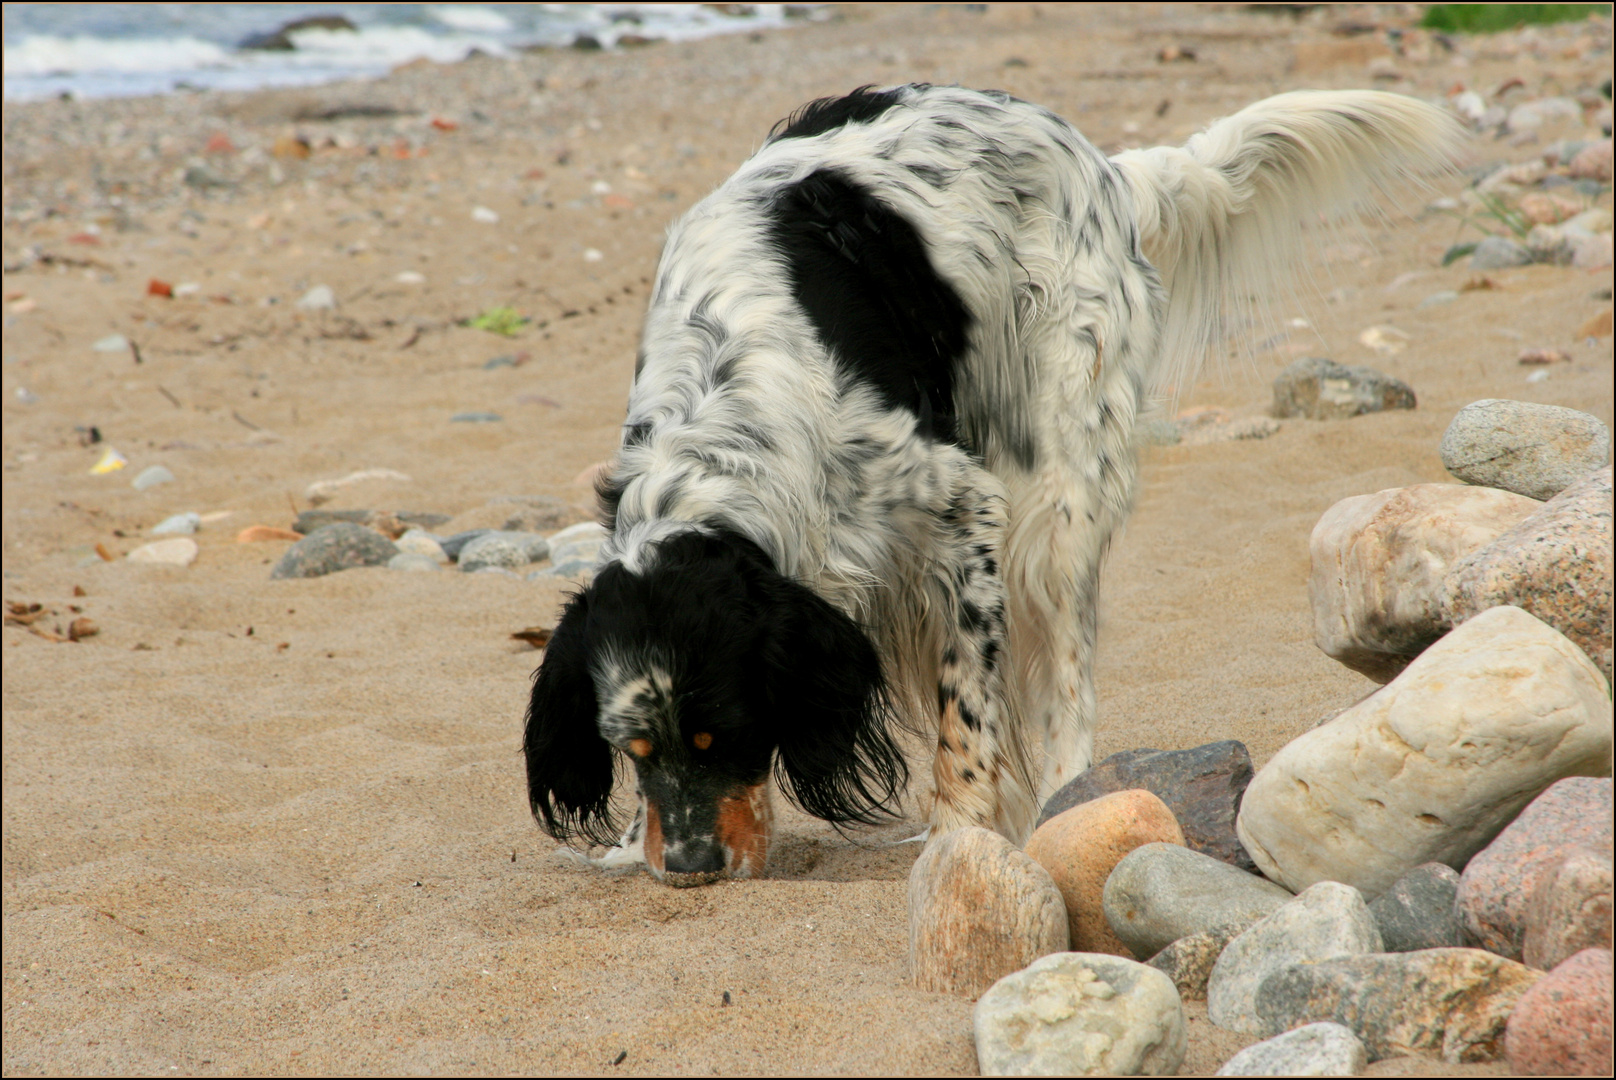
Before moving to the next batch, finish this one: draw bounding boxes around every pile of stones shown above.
[911,397,1612,1077]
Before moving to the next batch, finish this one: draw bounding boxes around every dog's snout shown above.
[660,838,726,886]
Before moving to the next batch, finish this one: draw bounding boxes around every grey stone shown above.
[1443,465,1613,682]
[1253,949,1541,1063]
[439,529,492,562]
[1521,847,1614,971]
[1271,357,1416,421]
[1039,741,1256,871]
[295,284,336,310]
[1103,843,1291,960]
[457,531,549,572]
[270,522,398,579]
[1366,863,1463,952]
[1207,882,1382,1034]
[1236,607,1612,901]
[1145,925,1240,1002]
[908,827,1068,998]
[974,952,1186,1077]
[528,557,599,583]
[150,512,201,536]
[386,552,441,572]
[393,529,448,564]
[1439,399,1611,501]
[131,465,175,491]
[1469,235,1534,269]
[1214,1022,1366,1077]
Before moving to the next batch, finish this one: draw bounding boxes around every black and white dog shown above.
[524,84,1459,885]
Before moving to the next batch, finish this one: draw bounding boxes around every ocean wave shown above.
[3,33,233,77]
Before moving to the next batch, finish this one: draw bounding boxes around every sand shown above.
[3,4,1610,1075]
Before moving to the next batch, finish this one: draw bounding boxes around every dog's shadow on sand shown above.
[764,828,921,883]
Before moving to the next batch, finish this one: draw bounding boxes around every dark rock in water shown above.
[1038,741,1256,871]
[1367,862,1464,952]
[571,34,604,51]
[241,15,358,51]
[271,523,398,579]
[1272,357,1416,420]
[440,529,493,562]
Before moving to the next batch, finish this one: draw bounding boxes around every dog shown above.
[523,84,1460,886]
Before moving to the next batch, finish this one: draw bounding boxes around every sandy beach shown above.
[3,4,1611,1075]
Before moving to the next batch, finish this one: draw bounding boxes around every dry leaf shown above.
[512,626,554,649]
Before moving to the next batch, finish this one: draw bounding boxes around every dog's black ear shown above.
[753,577,908,826]
[524,590,619,846]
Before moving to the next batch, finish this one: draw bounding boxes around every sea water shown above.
[3,3,801,102]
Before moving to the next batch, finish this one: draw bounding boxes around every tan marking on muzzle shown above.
[717,780,773,879]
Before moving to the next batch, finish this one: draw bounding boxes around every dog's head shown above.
[523,528,906,886]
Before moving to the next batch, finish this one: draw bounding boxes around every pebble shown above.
[1025,790,1185,956]
[973,953,1186,1077]
[438,529,492,562]
[1213,1022,1366,1078]
[126,537,199,567]
[295,284,337,311]
[1522,847,1613,971]
[395,271,425,285]
[91,333,129,352]
[1253,948,1541,1063]
[1206,882,1382,1034]
[150,512,201,536]
[1456,777,1613,962]
[457,531,549,572]
[1439,399,1611,501]
[1504,948,1614,1076]
[1236,607,1613,901]
[450,411,503,423]
[907,826,1068,997]
[1469,235,1534,270]
[302,468,412,507]
[387,552,442,572]
[131,464,175,490]
[1103,843,1291,960]
[1270,357,1415,421]
[1444,466,1613,681]
[471,206,500,223]
[1568,139,1613,183]
[1145,925,1240,1002]
[1366,863,1464,953]
[270,522,399,580]
[1308,484,1539,682]
[393,529,448,564]
[236,525,302,543]
[1037,741,1255,871]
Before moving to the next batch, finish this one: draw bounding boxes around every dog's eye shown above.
[692,732,713,750]
[628,738,653,758]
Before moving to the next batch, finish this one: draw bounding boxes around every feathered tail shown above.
[1110,90,1466,393]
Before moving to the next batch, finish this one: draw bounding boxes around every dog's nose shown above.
[660,839,725,886]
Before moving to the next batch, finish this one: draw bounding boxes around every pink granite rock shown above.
[1456,777,1614,960]
[1505,948,1614,1075]
[1521,846,1614,971]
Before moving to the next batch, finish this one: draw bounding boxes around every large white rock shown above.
[1237,607,1613,900]
[1440,398,1611,501]
[1309,485,1540,682]
[974,952,1186,1076]
[1206,882,1382,1034]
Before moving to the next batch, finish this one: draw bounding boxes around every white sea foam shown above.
[3,33,232,77]
[427,6,514,34]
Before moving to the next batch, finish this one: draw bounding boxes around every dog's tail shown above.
[1110,90,1465,393]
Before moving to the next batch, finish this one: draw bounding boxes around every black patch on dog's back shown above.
[767,169,971,446]
[770,85,910,142]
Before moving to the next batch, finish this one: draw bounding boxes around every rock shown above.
[126,538,198,567]
[302,468,411,507]
[1366,863,1464,952]
[1103,843,1291,960]
[1470,236,1534,270]
[1439,399,1611,501]
[91,334,129,352]
[131,465,175,491]
[1521,847,1613,971]
[393,529,448,564]
[1568,139,1613,183]
[150,512,200,536]
[1236,607,1613,900]
[1038,742,1256,871]
[1253,948,1541,1063]
[1271,357,1415,421]
[295,285,336,311]
[457,531,550,572]
[387,552,441,572]
[291,509,448,535]
[236,525,302,543]
[1456,777,1613,962]
[1026,791,1185,956]
[1308,484,1539,682]
[974,953,1186,1077]
[1213,1022,1367,1077]
[1145,925,1240,1002]
[240,14,356,50]
[1207,882,1382,1034]
[1443,466,1613,681]
[270,523,398,580]
[439,529,493,562]
[1505,948,1614,1076]
[908,827,1068,997]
